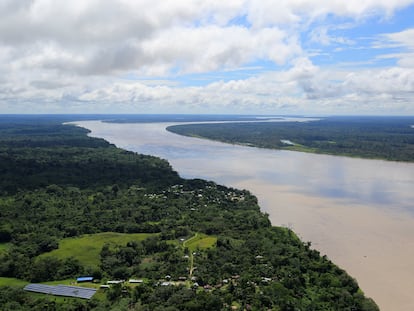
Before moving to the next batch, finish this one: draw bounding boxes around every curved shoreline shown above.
[166,118,414,163]
[75,120,414,311]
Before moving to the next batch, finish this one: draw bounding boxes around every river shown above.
[76,120,414,311]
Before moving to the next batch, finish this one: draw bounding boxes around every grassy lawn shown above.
[284,143,317,153]
[184,233,216,252]
[38,232,156,268]
[0,277,29,287]
[42,279,77,286]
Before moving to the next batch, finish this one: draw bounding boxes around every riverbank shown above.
[77,120,414,311]
[237,181,414,311]
[166,116,414,162]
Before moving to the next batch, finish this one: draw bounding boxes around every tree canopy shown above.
[0,116,378,310]
[167,116,414,162]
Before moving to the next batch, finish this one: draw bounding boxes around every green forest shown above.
[0,116,378,310]
[167,116,414,162]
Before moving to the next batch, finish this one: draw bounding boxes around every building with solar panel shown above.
[24,284,97,299]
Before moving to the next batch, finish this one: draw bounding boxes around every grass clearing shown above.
[42,279,76,286]
[184,233,216,252]
[43,279,102,290]
[0,277,29,287]
[38,232,156,268]
[283,143,318,153]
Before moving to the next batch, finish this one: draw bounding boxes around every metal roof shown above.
[77,276,94,282]
[24,284,97,299]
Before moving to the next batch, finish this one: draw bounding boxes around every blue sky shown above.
[0,0,413,115]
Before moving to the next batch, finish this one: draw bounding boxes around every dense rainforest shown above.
[0,116,378,310]
[167,116,414,162]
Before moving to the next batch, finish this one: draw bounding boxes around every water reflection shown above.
[77,120,414,211]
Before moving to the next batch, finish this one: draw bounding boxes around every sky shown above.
[0,0,414,115]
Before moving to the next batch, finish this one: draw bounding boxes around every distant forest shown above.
[167,116,414,162]
[0,116,378,310]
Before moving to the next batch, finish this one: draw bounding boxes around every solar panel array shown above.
[24,284,97,299]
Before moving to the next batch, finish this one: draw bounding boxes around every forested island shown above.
[0,116,378,310]
[167,116,414,162]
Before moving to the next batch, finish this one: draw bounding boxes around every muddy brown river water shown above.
[76,120,414,311]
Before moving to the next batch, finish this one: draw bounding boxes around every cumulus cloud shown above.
[71,57,413,115]
[0,0,302,76]
[0,0,413,114]
[377,28,414,67]
[1,0,411,75]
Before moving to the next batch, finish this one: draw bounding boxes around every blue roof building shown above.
[77,276,94,282]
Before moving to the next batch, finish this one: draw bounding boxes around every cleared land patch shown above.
[0,277,29,287]
[38,232,155,268]
[184,233,217,251]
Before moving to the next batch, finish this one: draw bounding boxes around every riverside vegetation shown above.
[167,116,414,162]
[0,116,378,310]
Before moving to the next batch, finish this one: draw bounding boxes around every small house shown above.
[107,280,124,285]
[129,279,143,284]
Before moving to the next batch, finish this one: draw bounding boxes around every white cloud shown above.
[378,28,414,67]
[140,26,300,74]
[385,28,414,48]
[0,0,413,114]
[68,58,413,115]
[1,0,411,75]
[245,0,414,27]
[309,26,356,46]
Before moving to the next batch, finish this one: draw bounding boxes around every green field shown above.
[184,233,217,252]
[38,232,156,268]
[0,277,29,287]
